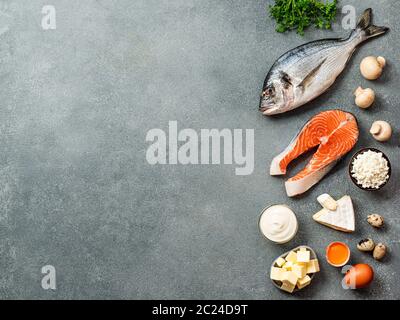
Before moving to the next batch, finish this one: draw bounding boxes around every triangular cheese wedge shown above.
[313,195,355,232]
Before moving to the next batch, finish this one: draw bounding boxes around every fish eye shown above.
[261,86,275,98]
[267,86,275,96]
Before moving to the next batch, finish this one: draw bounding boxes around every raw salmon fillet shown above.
[270,110,359,197]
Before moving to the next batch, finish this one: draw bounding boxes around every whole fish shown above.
[259,9,388,116]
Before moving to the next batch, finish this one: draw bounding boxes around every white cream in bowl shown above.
[259,205,298,244]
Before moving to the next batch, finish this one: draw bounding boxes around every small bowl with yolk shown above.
[326,242,350,267]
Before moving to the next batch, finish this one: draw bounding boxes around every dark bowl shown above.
[348,148,391,191]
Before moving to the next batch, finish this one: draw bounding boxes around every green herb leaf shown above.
[269,0,338,36]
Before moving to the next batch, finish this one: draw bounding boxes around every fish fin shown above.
[356,8,389,39]
[297,58,327,90]
[356,8,372,30]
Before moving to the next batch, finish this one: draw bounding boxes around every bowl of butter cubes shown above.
[270,246,320,293]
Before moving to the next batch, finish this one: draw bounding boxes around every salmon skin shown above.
[259,9,389,115]
[270,110,359,197]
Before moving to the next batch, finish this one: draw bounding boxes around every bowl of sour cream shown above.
[258,205,298,244]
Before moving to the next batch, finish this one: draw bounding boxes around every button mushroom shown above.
[373,243,386,260]
[354,87,375,109]
[370,121,392,142]
[360,56,386,80]
[357,238,375,252]
[367,214,384,228]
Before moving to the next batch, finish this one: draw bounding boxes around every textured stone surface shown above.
[0,0,398,299]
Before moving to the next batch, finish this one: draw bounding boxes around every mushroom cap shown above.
[355,88,375,109]
[360,56,383,80]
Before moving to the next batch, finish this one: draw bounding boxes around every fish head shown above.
[259,78,292,115]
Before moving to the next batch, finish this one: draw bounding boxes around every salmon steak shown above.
[270,110,359,197]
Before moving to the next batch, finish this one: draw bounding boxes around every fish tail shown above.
[356,8,389,40]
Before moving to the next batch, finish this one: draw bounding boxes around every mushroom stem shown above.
[370,123,382,135]
[354,87,364,96]
[377,56,386,68]
[370,121,392,142]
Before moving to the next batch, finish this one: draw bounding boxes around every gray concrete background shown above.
[0,0,398,299]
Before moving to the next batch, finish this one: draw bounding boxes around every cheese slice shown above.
[313,195,355,232]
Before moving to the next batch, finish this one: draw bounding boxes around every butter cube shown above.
[280,282,295,293]
[283,261,293,270]
[314,259,320,272]
[299,247,307,251]
[292,264,307,279]
[306,259,320,273]
[282,271,298,286]
[270,267,284,281]
[275,257,286,267]
[297,275,312,289]
[297,250,310,263]
[296,261,307,267]
[285,251,297,263]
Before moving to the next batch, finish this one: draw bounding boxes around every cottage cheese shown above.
[351,150,390,189]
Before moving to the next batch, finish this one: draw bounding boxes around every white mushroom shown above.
[360,56,386,80]
[370,121,392,142]
[354,87,375,109]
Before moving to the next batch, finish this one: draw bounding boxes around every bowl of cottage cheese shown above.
[349,148,391,191]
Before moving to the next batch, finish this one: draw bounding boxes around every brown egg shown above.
[344,264,374,289]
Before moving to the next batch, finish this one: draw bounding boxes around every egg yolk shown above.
[327,242,349,266]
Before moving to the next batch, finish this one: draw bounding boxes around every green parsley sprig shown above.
[269,0,338,36]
